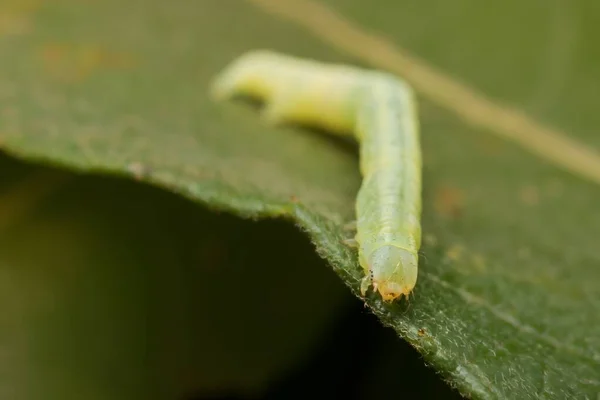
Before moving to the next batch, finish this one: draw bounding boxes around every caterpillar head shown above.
[368,245,418,301]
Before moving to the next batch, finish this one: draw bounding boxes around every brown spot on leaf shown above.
[39,42,137,83]
[0,13,32,36]
[445,244,464,262]
[434,185,464,218]
[0,0,40,36]
[520,185,539,206]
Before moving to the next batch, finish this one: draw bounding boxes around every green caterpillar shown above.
[211,50,422,302]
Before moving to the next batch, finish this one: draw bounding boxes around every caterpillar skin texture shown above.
[211,50,422,302]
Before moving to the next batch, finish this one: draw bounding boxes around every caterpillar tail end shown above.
[209,70,238,102]
[368,245,418,302]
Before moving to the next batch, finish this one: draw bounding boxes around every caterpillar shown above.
[210,50,422,302]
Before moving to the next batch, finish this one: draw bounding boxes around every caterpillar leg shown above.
[343,221,357,232]
[360,274,372,297]
[340,221,359,247]
[342,238,358,248]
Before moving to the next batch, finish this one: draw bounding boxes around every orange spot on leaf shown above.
[434,185,465,218]
[0,0,40,36]
[39,42,137,83]
[445,244,464,262]
[519,185,539,206]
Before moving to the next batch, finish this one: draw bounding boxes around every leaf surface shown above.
[0,0,599,398]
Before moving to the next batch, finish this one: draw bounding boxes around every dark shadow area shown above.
[187,290,463,400]
[0,152,462,400]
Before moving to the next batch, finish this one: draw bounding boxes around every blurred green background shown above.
[0,0,599,399]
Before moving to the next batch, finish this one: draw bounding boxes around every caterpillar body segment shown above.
[354,75,421,301]
[211,50,366,136]
[211,50,422,302]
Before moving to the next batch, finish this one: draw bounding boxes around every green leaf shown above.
[1,0,599,399]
